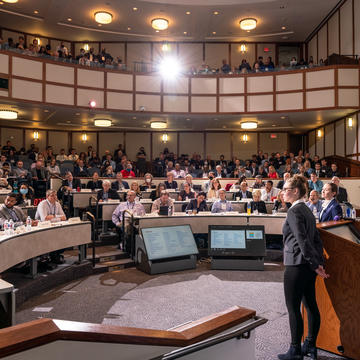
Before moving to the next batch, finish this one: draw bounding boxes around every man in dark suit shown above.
[313,163,326,178]
[87,172,103,190]
[235,181,253,200]
[319,183,343,222]
[277,172,291,190]
[31,160,48,197]
[185,192,208,213]
[164,172,178,189]
[331,176,348,203]
[111,172,129,191]
[74,159,89,177]
[327,163,341,178]
[97,180,120,202]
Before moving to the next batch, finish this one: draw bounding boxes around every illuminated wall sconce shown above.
[348,117,353,128]
[161,133,168,143]
[241,134,249,143]
[84,44,90,51]
[239,44,247,53]
[81,133,88,142]
[161,43,170,52]
[317,129,322,138]
[33,131,39,141]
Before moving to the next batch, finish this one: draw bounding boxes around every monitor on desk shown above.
[141,225,199,260]
[208,225,265,257]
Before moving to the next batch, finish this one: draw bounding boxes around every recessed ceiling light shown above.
[272,124,276,127]
[213,11,219,15]
[241,121,257,129]
[186,118,190,121]
[186,11,191,15]
[34,10,39,14]
[3,0,18,3]
[94,11,113,24]
[44,109,49,113]
[281,26,286,30]
[212,31,216,35]
[183,31,187,35]
[152,18,169,30]
[0,110,18,119]
[280,116,286,119]
[155,30,159,32]
[240,18,257,31]
[133,7,138,11]
[94,119,112,127]
[67,18,72,22]
[98,24,102,27]
[127,26,131,30]
[150,121,167,129]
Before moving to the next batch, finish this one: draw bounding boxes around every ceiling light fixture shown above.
[213,11,219,15]
[240,18,257,31]
[151,121,167,129]
[241,121,257,130]
[94,119,111,127]
[67,18,72,22]
[34,10,39,14]
[133,7,138,11]
[212,31,216,35]
[89,100,96,108]
[281,26,286,30]
[183,31,187,35]
[151,18,169,31]
[94,11,113,24]
[3,0,18,3]
[0,110,18,120]
[127,26,131,30]
[186,11,191,15]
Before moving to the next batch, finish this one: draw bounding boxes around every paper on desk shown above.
[33,307,53,312]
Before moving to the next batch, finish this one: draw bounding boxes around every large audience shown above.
[0,34,322,73]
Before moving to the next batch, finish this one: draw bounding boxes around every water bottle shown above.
[247,201,251,215]
[13,180,18,194]
[312,208,318,219]
[168,205,172,216]
[26,216,32,231]
[351,208,356,219]
[8,219,14,235]
[4,220,9,235]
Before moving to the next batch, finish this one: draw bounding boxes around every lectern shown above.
[304,220,360,359]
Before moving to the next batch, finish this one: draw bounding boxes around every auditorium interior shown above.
[0,0,360,359]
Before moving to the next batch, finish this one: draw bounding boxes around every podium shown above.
[303,220,360,359]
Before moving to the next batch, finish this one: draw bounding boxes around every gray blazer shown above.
[0,204,27,227]
[282,202,323,270]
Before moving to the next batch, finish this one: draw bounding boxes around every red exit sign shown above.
[270,133,277,139]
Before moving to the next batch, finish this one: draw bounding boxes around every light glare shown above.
[159,57,181,79]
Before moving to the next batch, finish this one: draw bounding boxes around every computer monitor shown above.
[141,225,199,261]
[208,225,266,257]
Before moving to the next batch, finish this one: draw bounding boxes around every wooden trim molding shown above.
[0,306,257,359]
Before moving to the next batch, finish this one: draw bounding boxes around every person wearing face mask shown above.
[140,173,156,191]
[16,183,34,206]
[290,56,298,67]
[203,171,216,192]
[120,161,136,178]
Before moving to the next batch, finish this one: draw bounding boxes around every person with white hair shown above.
[97,179,120,202]
[331,176,348,203]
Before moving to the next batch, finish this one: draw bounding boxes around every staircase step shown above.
[93,258,135,273]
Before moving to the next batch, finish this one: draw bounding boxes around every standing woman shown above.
[278,175,329,360]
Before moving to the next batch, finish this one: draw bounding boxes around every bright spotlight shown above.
[158,57,181,79]
[89,100,96,108]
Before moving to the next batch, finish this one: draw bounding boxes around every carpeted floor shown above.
[16,262,345,360]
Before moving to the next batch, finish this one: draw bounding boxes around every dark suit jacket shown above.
[30,167,47,180]
[277,180,285,189]
[97,188,120,201]
[87,180,103,190]
[185,199,207,212]
[319,198,342,222]
[283,202,324,270]
[62,178,81,190]
[165,180,178,189]
[337,187,348,203]
[235,190,253,200]
[244,201,267,214]
[74,166,89,177]
[111,180,129,190]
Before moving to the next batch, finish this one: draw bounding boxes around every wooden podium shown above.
[304,220,360,359]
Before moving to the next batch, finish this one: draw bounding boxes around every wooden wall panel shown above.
[107,92,133,110]
[276,73,302,91]
[219,96,245,112]
[25,129,46,152]
[77,89,104,108]
[0,54,9,74]
[308,130,316,157]
[101,43,125,62]
[316,130,324,158]
[74,43,100,56]
[126,43,151,71]
[259,133,287,154]
[12,57,42,80]
[135,94,161,112]
[72,132,96,154]
[126,132,151,161]
[46,64,74,85]
[306,89,335,109]
[99,132,124,157]
[12,79,42,101]
[324,124,335,156]
[335,120,345,156]
[318,25,327,62]
[179,133,204,158]
[153,132,178,159]
[1,128,23,150]
[136,75,161,92]
[355,0,360,56]
[48,131,69,154]
[191,97,216,112]
[328,13,340,55]
[107,73,133,91]
[78,69,104,88]
[178,43,203,71]
[233,132,258,160]
[231,43,256,70]
[256,44,276,64]
[205,44,229,69]
[340,0,353,56]
[205,133,231,160]
[308,36,318,63]
[191,78,216,94]
[46,84,74,105]
[163,96,188,112]
[346,117,357,155]
[219,78,244,94]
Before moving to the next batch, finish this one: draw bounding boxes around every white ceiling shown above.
[0,0,339,42]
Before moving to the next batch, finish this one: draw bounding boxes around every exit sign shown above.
[270,133,277,139]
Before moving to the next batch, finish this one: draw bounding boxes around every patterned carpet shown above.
[16,263,345,360]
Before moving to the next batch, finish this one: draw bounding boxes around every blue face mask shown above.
[20,188,28,195]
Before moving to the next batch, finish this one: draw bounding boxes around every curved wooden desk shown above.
[0,222,91,274]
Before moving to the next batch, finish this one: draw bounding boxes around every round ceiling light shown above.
[241,121,257,129]
[0,110,18,120]
[94,11,113,24]
[3,0,19,3]
[240,18,257,31]
[151,18,169,31]
[94,119,112,127]
[150,121,167,129]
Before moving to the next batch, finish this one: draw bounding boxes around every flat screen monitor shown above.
[141,225,199,261]
[208,225,265,257]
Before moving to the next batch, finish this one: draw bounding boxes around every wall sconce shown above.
[239,44,247,53]
[317,129,322,138]
[81,133,88,142]
[241,134,249,143]
[161,43,170,52]
[33,131,39,141]
[348,117,353,128]
[161,133,168,143]
[84,44,90,51]
[35,37,41,45]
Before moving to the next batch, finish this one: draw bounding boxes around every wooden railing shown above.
[324,155,360,177]
[0,306,263,358]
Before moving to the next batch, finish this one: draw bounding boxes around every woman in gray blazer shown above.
[278,175,329,360]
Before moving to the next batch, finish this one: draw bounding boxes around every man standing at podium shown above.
[278,175,329,360]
